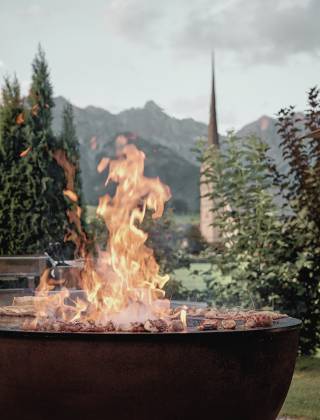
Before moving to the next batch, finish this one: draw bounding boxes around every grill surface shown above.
[0,312,300,420]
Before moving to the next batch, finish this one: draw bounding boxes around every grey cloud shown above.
[174,0,320,63]
[104,0,166,46]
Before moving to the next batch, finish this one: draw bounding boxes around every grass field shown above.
[173,263,210,290]
[171,212,200,225]
[280,356,320,419]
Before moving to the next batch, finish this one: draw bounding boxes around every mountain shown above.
[52,96,207,164]
[52,97,283,213]
[236,115,285,169]
[52,97,205,212]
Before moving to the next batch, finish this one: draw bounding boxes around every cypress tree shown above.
[0,76,34,254]
[24,45,67,251]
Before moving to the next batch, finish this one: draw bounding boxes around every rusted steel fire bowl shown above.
[0,316,300,420]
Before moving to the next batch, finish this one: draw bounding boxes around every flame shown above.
[16,112,25,125]
[63,189,78,203]
[180,309,187,329]
[31,140,174,329]
[97,157,109,173]
[20,146,32,158]
[53,149,87,257]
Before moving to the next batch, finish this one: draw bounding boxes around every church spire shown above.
[200,53,220,244]
[208,52,219,147]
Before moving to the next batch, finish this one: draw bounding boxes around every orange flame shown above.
[52,149,87,258]
[16,112,25,125]
[32,141,172,328]
[20,146,32,158]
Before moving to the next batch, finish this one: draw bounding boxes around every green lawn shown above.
[173,262,232,291]
[173,262,210,290]
[280,356,320,420]
[172,212,200,225]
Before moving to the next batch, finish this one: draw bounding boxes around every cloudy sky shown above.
[0,0,319,132]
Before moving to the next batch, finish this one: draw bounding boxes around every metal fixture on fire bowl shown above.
[0,304,300,420]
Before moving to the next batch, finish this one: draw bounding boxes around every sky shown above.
[0,0,319,133]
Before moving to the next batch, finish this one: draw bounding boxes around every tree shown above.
[23,45,68,252]
[200,135,286,308]
[0,76,34,254]
[273,87,320,354]
[200,86,320,354]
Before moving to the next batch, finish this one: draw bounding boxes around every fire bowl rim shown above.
[0,317,301,339]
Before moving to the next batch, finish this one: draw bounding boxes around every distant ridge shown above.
[52,97,283,212]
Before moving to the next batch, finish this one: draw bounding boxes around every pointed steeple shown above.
[208,53,219,147]
[200,53,220,244]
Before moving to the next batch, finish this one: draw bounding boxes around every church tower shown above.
[200,55,220,243]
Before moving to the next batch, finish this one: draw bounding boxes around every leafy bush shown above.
[201,86,320,355]
[200,135,287,307]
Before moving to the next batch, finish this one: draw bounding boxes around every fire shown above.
[20,146,32,157]
[29,136,175,330]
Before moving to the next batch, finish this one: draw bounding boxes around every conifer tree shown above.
[0,76,33,254]
[24,45,67,251]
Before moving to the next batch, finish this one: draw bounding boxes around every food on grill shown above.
[258,310,288,320]
[0,305,36,317]
[169,320,185,332]
[144,320,160,332]
[144,319,168,332]
[198,319,219,331]
[252,314,273,327]
[0,294,288,333]
[13,296,48,306]
[245,318,257,328]
[221,319,236,330]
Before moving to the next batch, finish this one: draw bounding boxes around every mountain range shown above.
[52,97,282,213]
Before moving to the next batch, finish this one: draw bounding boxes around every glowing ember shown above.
[25,137,174,331]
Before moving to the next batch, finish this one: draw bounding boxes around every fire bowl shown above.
[0,314,300,420]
